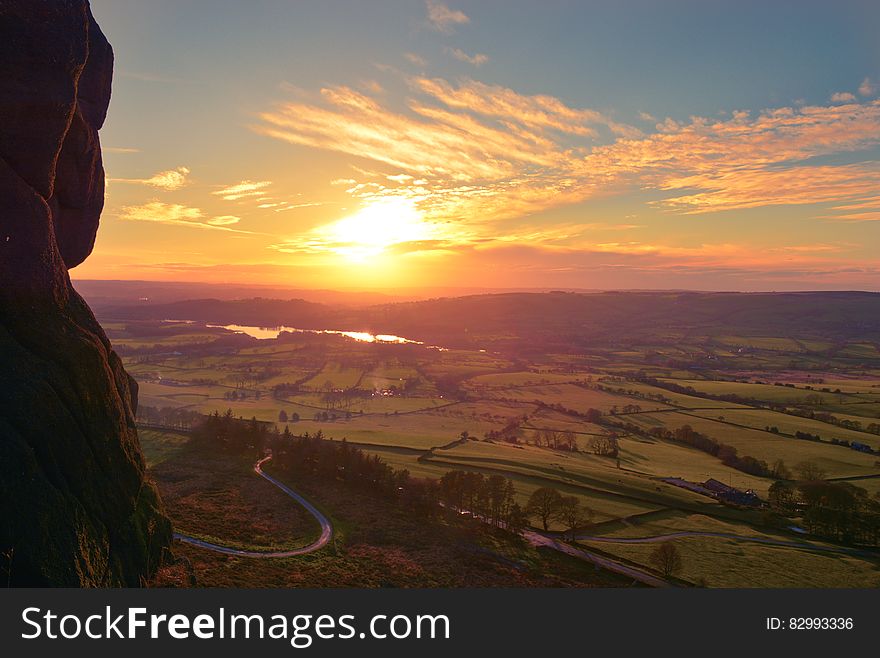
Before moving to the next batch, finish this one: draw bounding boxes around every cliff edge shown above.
[0,0,172,586]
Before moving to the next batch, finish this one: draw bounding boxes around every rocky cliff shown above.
[0,0,172,586]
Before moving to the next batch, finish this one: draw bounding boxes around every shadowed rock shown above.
[0,0,172,586]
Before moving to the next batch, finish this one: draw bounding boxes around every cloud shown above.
[104,146,141,154]
[425,1,469,33]
[206,215,241,226]
[118,201,251,232]
[109,166,191,190]
[654,164,880,214]
[359,79,384,94]
[273,202,322,212]
[412,77,640,137]
[254,74,880,235]
[404,52,427,68]
[831,91,856,103]
[859,77,876,97]
[447,48,488,66]
[822,211,880,222]
[830,195,880,211]
[212,180,273,200]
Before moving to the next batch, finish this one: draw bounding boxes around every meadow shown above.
[111,317,880,587]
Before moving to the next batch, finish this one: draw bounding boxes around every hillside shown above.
[93,290,880,351]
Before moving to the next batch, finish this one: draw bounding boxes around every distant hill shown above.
[95,290,880,350]
[363,291,880,346]
[73,279,406,307]
[97,297,335,328]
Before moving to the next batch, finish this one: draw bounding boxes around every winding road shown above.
[173,455,333,557]
[169,454,667,585]
[576,530,877,558]
[523,530,670,587]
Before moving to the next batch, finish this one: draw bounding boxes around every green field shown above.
[117,314,880,588]
[579,512,880,588]
[622,411,879,478]
[138,428,190,467]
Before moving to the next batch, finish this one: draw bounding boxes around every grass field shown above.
[579,512,880,588]
[144,431,633,588]
[138,428,190,467]
[686,407,880,451]
[120,314,880,588]
[622,412,880,478]
[303,362,364,390]
[480,382,674,414]
[663,379,864,405]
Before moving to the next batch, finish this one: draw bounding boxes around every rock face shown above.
[0,0,172,586]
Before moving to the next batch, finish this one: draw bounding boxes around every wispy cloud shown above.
[110,166,190,191]
[206,215,241,226]
[425,1,469,33]
[212,179,323,213]
[597,103,880,214]
[859,77,876,97]
[447,48,488,66]
[273,201,325,213]
[104,146,141,154]
[212,180,273,200]
[831,91,856,103]
[822,211,880,222]
[254,73,880,248]
[830,195,880,211]
[118,201,251,232]
[404,52,427,67]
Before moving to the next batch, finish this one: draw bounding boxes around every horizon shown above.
[72,277,880,304]
[76,0,880,291]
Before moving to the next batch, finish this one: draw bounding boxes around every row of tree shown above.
[646,424,774,478]
[136,405,203,430]
[189,411,600,541]
[525,487,593,539]
[768,479,880,545]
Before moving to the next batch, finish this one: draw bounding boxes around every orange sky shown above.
[76,1,880,291]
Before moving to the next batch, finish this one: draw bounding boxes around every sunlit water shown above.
[199,322,425,344]
[160,319,449,349]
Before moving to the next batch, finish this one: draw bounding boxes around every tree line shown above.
[769,477,880,546]
[188,410,597,541]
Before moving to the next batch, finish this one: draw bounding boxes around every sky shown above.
[77,0,880,291]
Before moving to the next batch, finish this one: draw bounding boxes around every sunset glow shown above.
[317,198,435,262]
[77,0,880,291]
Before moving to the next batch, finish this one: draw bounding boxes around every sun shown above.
[321,198,433,262]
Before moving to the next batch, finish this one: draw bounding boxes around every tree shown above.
[526,487,563,531]
[506,502,528,535]
[585,408,603,424]
[768,480,796,513]
[649,542,682,579]
[770,459,790,480]
[278,409,288,423]
[588,433,619,457]
[795,461,827,481]
[557,495,592,540]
